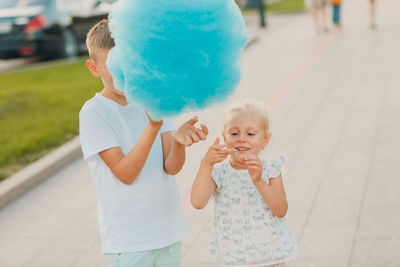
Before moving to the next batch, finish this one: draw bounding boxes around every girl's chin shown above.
[230,155,245,164]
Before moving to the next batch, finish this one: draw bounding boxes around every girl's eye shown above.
[247,133,255,136]
[230,132,238,136]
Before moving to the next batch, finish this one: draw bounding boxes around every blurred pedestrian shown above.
[311,0,328,32]
[369,0,376,29]
[331,0,342,28]
[258,0,266,28]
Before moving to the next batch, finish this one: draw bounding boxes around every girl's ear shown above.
[263,131,272,149]
[86,59,100,77]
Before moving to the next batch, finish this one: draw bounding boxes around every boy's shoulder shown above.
[79,94,116,120]
[80,94,103,114]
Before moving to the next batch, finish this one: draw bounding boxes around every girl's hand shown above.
[145,111,163,127]
[243,154,263,184]
[202,137,233,166]
[174,117,209,146]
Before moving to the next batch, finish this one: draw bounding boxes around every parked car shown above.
[0,0,115,59]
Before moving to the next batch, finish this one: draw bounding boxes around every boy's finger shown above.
[145,111,162,123]
[189,131,200,142]
[187,116,198,126]
[200,123,209,135]
[195,128,207,140]
[185,135,193,146]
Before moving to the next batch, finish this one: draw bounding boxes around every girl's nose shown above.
[238,134,246,142]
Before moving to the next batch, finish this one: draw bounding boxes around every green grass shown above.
[268,0,305,13]
[244,0,306,13]
[0,58,102,181]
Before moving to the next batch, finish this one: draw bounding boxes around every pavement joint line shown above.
[0,17,260,210]
[268,27,339,110]
[347,70,388,267]
[295,70,364,247]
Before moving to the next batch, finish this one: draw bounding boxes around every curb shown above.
[0,137,82,210]
[0,16,260,210]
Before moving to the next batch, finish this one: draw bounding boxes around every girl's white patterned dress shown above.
[210,156,298,267]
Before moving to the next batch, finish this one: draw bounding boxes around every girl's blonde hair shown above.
[223,100,270,135]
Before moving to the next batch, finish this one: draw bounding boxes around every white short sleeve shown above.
[211,163,224,188]
[262,155,288,183]
[160,119,176,134]
[79,108,120,160]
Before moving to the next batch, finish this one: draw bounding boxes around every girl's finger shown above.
[244,159,259,165]
[213,144,226,150]
[244,154,257,160]
[218,152,229,158]
[213,137,220,145]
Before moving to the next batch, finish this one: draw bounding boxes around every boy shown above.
[79,19,208,266]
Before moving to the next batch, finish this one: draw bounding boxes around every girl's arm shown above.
[244,154,288,218]
[253,175,288,218]
[191,137,232,209]
[191,160,217,209]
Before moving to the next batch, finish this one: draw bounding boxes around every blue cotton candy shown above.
[107,0,248,119]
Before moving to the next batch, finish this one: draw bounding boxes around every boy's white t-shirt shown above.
[79,93,188,253]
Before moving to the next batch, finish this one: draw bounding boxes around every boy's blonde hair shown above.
[86,19,115,62]
[223,100,270,135]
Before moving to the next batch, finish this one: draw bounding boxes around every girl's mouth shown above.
[235,147,250,152]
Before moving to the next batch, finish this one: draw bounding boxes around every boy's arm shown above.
[162,117,209,175]
[99,119,162,185]
[191,137,230,209]
[161,131,185,175]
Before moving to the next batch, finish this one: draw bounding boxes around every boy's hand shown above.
[145,111,163,127]
[242,154,263,184]
[202,137,233,166]
[174,117,208,146]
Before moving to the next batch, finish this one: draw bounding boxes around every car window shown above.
[57,0,96,13]
[98,0,117,3]
[0,0,48,9]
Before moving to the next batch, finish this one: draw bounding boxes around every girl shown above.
[191,100,298,266]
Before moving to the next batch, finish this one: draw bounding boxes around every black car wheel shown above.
[60,29,78,59]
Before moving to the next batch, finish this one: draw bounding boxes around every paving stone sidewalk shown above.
[1,0,399,266]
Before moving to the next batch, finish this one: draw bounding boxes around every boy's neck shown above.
[101,88,128,106]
